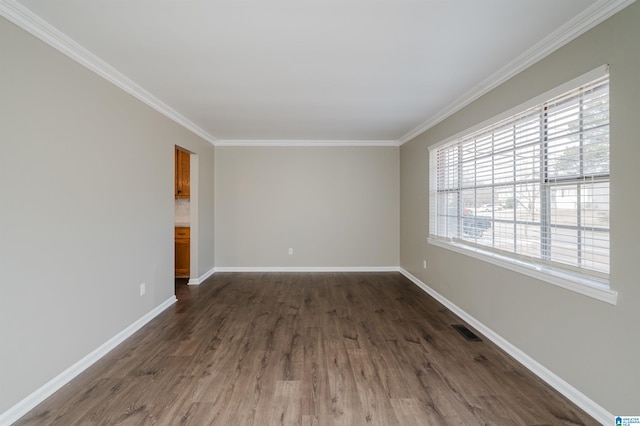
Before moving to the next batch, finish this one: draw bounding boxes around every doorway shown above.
[174,146,198,294]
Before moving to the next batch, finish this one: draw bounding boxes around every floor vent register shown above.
[451,324,482,341]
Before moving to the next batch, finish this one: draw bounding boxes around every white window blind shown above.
[429,72,610,287]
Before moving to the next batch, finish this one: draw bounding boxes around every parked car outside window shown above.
[480,204,503,212]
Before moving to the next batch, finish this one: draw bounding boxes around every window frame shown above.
[428,65,617,305]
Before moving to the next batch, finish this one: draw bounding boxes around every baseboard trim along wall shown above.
[213,266,400,273]
[398,268,612,424]
[187,266,216,285]
[187,266,400,285]
[0,296,177,426]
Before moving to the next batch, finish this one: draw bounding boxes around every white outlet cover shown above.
[140,283,146,296]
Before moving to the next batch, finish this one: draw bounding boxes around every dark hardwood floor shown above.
[15,272,597,425]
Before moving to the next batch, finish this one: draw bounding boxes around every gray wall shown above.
[400,3,640,413]
[0,16,215,413]
[215,146,399,268]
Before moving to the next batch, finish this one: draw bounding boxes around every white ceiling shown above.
[2,0,630,144]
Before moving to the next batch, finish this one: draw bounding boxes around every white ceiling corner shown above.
[2,0,635,147]
[0,0,218,146]
[397,0,637,145]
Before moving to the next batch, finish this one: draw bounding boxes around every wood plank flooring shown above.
[15,272,597,425]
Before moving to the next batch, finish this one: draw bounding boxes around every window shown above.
[429,68,613,300]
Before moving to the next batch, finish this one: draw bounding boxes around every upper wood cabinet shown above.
[175,147,190,199]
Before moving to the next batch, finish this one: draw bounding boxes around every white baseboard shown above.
[213,266,400,273]
[398,268,612,425]
[0,296,177,426]
[187,266,215,285]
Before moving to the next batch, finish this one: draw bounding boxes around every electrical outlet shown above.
[288,248,293,255]
[423,259,427,269]
[140,282,146,296]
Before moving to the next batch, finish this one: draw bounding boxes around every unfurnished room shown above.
[1,0,639,424]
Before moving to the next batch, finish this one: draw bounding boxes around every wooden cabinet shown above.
[175,227,190,278]
[175,148,190,199]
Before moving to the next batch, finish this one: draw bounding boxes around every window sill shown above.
[427,237,618,305]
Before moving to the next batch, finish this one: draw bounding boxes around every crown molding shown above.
[0,0,218,146]
[214,139,400,147]
[3,0,633,148]
[398,0,637,145]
